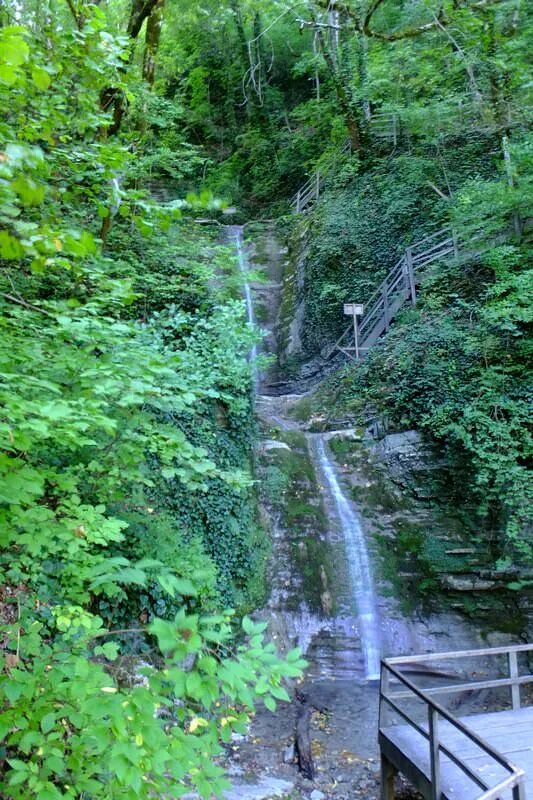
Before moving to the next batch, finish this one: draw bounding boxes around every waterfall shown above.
[230,225,258,390]
[311,434,381,680]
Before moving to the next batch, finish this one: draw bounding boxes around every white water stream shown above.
[220,226,522,798]
[311,434,381,681]
[230,225,258,390]
[229,223,381,680]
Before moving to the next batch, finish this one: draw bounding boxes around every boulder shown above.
[261,440,291,453]
[441,574,497,591]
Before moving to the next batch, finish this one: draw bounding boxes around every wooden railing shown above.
[324,226,458,360]
[291,139,351,213]
[380,644,533,800]
[369,112,399,145]
[291,114,399,213]
[291,96,529,215]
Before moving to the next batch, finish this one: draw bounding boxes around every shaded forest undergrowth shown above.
[0,0,531,797]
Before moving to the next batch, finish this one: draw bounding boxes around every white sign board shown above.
[344,303,364,316]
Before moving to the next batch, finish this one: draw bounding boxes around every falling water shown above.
[230,225,258,390]
[311,434,381,680]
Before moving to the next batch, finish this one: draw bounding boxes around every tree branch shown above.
[295,17,342,30]
[127,0,162,39]
[1,293,53,317]
[64,0,83,30]
[432,12,483,102]
[362,0,505,41]
[426,181,451,200]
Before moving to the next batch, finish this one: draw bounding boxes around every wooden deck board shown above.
[381,707,533,799]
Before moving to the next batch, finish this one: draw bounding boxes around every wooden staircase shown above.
[324,227,458,360]
[291,139,352,213]
[291,113,399,213]
[291,96,528,215]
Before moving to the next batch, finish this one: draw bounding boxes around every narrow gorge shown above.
[1,3,530,799]
[222,222,532,800]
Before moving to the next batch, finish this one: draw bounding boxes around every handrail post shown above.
[509,650,521,710]
[296,189,301,213]
[401,257,409,299]
[428,707,441,800]
[380,663,390,727]
[316,170,320,200]
[452,228,459,259]
[382,278,389,331]
[405,247,416,306]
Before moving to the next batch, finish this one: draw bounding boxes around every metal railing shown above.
[369,112,399,145]
[380,644,533,800]
[291,139,351,213]
[290,114,399,213]
[291,97,530,215]
[324,226,458,360]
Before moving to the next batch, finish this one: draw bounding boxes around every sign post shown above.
[343,303,364,359]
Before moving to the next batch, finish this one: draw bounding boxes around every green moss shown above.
[241,542,270,611]
[290,534,335,614]
[262,464,290,501]
[286,497,327,527]
[278,235,300,358]
[254,301,269,323]
[258,427,331,614]
[287,395,315,422]
[266,448,315,484]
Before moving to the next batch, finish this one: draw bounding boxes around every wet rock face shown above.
[372,431,426,477]
[373,430,422,458]
[371,430,447,500]
[441,574,497,591]
[261,439,292,453]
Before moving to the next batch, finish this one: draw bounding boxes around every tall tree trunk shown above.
[481,7,521,238]
[230,0,254,117]
[357,34,371,121]
[317,29,363,152]
[101,0,164,136]
[231,0,249,66]
[143,0,165,85]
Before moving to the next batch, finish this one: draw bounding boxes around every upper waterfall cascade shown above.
[230,225,258,390]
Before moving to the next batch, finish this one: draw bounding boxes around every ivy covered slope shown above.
[0,12,305,800]
[282,0,532,574]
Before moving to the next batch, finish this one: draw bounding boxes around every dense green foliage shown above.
[0,6,308,797]
[0,0,531,794]
[278,0,532,566]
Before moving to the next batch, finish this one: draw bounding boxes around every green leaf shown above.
[270,684,290,702]
[0,63,17,85]
[0,718,12,742]
[7,758,28,772]
[11,175,45,206]
[149,618,177,653]
[157,574,197,597]
[40,713,56,734]
[286,648,302,663]
[264,696,276,712]
[31,67,51,90]
[0,33,30,66]
[36,783,63,800]
[242,616,255,635]
[4,681,23,703]
[0,230,24,259]
[94,642,119,661]
[8,769,28,786]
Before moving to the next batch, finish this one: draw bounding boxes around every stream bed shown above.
[220,222,529,800]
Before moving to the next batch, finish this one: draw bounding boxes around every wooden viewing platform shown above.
[379,644,533,799]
